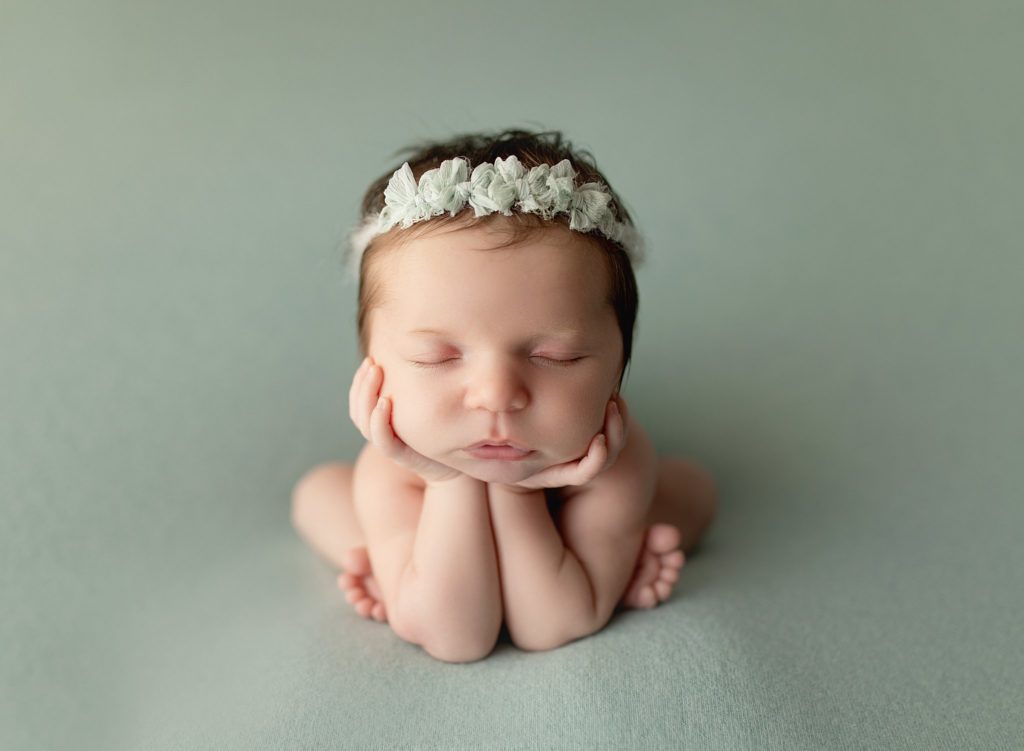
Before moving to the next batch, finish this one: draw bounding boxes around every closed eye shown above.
[530,356,585,367]
[409,358,460,369]
[408,356,585,369]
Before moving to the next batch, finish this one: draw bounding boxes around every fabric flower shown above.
[467,162,517,217]
[419,158,470,215]
[517,164,552,217]
[493,155,527,184]
[380,162,432,229]
[568,182,612,232]
[357,156,643,272]
[544,160,577,215]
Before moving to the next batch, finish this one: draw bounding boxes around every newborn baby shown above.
[291,130,717,663]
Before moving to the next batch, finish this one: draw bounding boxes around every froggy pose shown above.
[291,129,717,663]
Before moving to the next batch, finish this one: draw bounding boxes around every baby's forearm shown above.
[397,474,502,660]
[487,484,597,651]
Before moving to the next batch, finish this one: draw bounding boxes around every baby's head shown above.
[346,129,644,483]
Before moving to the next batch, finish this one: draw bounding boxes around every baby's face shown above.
[366,222,624,485]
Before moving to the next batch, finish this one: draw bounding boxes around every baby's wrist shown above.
[489,482,543,496]
[424,471,473,489]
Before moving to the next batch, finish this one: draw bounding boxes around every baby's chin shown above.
[407,437,587,485]
[456,459,541,485]
[443,449,580,486]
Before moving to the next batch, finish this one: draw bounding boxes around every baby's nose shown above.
[464,368,529,413]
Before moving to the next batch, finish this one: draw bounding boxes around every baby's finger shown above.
[614,394,630,441]
[358,363,384,439]
[527,433,609,488]
[589,433,610,472]
[603,402,627,469]
[348,357,371,429]
[568,433,608,485]
[368,395,392,451]
[368,397,451,482]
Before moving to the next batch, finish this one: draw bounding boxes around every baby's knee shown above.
[689,461,718,525]
[664,458,717,515]
[290,462,353,530]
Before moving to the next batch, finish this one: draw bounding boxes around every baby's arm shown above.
[350,358,503,662]
[487,403,655,651]
[354,461,502,662]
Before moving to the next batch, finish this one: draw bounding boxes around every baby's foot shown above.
[337,546,387,623]
[619,524,685,609]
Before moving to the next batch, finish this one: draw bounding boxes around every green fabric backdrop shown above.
[2,1,1022,749]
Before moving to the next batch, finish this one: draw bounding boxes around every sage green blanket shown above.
[3,1,1021,748]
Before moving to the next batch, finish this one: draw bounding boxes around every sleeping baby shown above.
[291,128,717,663]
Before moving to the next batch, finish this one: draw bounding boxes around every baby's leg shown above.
[292,457,717,619]
[618,457,718,609]
[291,463,386,621]
[290,462,363,568]
[647,457,717,554]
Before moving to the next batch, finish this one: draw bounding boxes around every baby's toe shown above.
[371,602,387,622]
[637,551,660,582]
[345,587,366,605]
[663,550,685,569]
[354,598,373,618]
[653,580,672,600]
[636,586,658,608]
[342,546,372,575]
[659,566,680,584]
[646,524,682,554]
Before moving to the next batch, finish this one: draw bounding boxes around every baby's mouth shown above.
[463,441,534,461]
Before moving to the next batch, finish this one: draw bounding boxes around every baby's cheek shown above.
[390,393,449,454]
[546,402,607,460]
[388,396,425,438]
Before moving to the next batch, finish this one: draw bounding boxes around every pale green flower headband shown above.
[346,155,644,277]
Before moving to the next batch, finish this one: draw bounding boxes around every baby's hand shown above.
[348,356,462,484]
[507,394,629,491]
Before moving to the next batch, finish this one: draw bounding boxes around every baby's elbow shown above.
[509,615,603,653]
[511,629,583,653]
[390,604,499,664]
[422,632,498,664]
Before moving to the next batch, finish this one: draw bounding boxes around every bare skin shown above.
[292,450,716,623]
[292,221,718,659]
[293,357,717,634]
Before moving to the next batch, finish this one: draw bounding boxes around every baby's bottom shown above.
[290,457,716,573]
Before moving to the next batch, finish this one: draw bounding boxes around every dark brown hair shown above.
[351,127,641,390]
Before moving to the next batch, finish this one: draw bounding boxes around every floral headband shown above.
[346,155,644,276]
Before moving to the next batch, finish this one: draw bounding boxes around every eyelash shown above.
[409,356,584,369]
